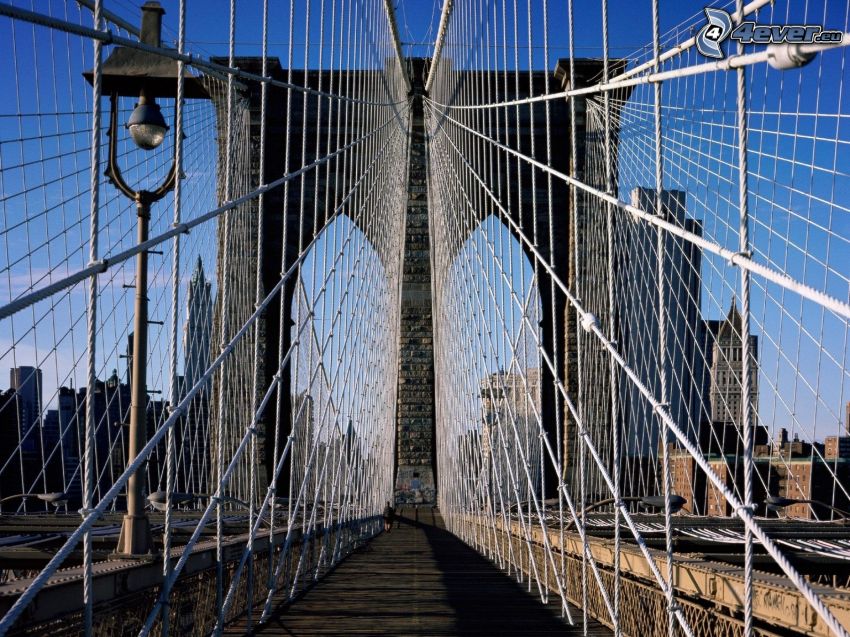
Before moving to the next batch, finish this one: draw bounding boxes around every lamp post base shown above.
[113,514,156,559]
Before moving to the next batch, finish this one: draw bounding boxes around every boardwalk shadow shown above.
[236,511,598,636]
[418,518,574,635]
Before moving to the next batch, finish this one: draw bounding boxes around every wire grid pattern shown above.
[0,0,409,633]
[426,0,850,635]
[0,0,849,635]
[0,1,231,512]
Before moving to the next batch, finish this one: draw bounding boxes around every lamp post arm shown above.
[800,499,850,520]
[0,492,66,508]
[105,92,179,205]
[563,496,643,530]
[105,93,138,200]
[767,496,850,520]
[0,494,28,505]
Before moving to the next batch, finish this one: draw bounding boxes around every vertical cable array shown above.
[214,0,237,615]
[734,2,755,635]
[564,0,589,630]
[160,0,186,631]
[243,0,269,631]
[649,0,676,633]
[0,0,409,633]
[600,1,621,633]
[426,0,850,636]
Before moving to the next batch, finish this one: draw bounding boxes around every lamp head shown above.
[147,490,197,511]
[36,492,67,508]
[83,2,211,102]
[765,495,797,508]
[641,494,687,513]
[127,97,168,150]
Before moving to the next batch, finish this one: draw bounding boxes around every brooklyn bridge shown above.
[0,0,849,635]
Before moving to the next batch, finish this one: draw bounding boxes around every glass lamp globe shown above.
[126,100,169,150]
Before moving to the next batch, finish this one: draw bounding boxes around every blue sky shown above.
[160,0,712,65]
[0,0,848,447]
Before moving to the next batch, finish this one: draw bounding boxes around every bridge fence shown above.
[0,0,409,633]
[426,0,850,636]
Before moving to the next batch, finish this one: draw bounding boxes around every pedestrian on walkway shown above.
[383,501,395,533]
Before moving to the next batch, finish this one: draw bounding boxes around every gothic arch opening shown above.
[433,213,545,513]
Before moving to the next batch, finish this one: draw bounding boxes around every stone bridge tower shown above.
[394,59,437,505]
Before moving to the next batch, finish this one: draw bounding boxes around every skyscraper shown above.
[618,189,704,462]
[178,256,213,496]
[705,303,759,427]
[184,256,213,393]
[845,401,850,436]
[10,366,42,454]
[0,387,26,500]
[57,372,131,508]
[57,386,81,504]
[480,369,542,508]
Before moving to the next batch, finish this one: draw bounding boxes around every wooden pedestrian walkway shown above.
[228,510,609,636]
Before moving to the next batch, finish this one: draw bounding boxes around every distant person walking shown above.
[383,501,396,533]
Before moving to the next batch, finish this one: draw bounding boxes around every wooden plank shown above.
[226,513,609,635]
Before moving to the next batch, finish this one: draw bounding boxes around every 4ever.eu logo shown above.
[696,7,843,60]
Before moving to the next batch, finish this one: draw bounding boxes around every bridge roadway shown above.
[226,509,608,636]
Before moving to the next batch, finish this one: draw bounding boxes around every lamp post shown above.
[639,494,688,513]
[84,1,208,558]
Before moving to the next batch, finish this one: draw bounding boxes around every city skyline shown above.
[0,257,215,508]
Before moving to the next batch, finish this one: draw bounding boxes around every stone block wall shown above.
[394,63,436,505]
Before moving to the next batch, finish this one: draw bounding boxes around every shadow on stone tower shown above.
[394,58,437,505]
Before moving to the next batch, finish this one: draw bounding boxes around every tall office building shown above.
[0,374,54,503]
[57,386,81,503]
[57,372,131,507]
[0,388,25,500]
[480,369,541,507]
[10,366,43,454]
[184,256,213,392]
[618,189,704,462]
[845,401,850,435]
[176,256,214,496]
[704,303,759,427]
